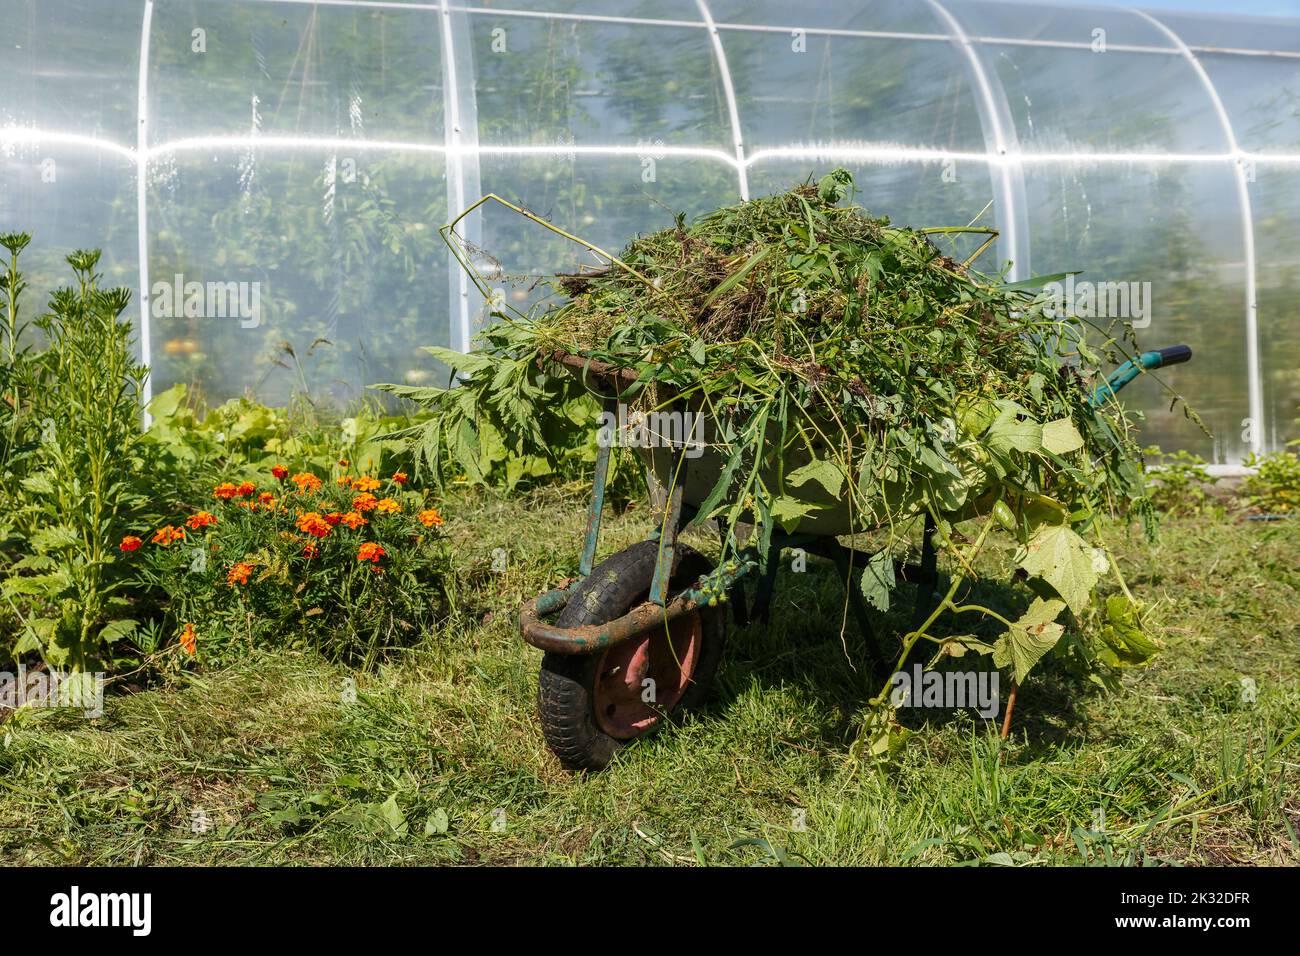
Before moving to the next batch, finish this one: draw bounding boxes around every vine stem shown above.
[869,514,998,708]
[1000,680,1018,739]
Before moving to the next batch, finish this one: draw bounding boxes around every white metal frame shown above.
[136,0,155,417]
[1132,8,1264,459]
[922,0,1026,279]
[693,0,749,201]
[439,0,472,354]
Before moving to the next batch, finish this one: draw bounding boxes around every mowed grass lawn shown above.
[1,487,1296,866]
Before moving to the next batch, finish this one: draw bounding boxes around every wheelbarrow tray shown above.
[547,349,995,536]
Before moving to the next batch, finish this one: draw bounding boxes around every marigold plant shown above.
[129,471,451,666]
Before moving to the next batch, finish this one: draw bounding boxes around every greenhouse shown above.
[2,0,1297,464]
[2,0,1300,878]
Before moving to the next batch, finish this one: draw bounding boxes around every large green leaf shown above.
[2,571,72,599]
[99,619,139,645]
[1017,524,1100,615]
[984,402,1042,456]
[859,548,895,612]
[1041,418,1085,455]
[993,598,1066,682]
[1096,595,1161,667]
[29,524,79,554]
[769,495,823,532]
[786,457,845,498]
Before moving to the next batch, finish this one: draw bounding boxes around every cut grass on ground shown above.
[0,486,1296,865]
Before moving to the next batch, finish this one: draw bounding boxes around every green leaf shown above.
[1017,524,1100,616]
[984,402,1042,456]
[851,701,911,764]
[420,345,493,378]
[375,794,408,836]
[993,598,1066,682]
[13,618,55,654]
[817,168,854,204]
[19,473,55,496]
[29,525,79,554]
[785,457,845,498]
[941,635,997,658]
[423,808,450,836]
[146,382,188,421]
[1041,418,1085,455]
[99,619,139,645]
[769,495,822,532]
[957,398,998,438]
[2,571,72,599]
[1002,271,1075,291]
[1096,595,1161,667]
[859,549,895,612]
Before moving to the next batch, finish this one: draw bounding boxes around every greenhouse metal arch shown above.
[2,0,1298,466]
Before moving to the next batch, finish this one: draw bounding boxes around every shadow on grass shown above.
[699,556,1101,757]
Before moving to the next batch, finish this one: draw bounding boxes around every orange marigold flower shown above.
[296,512,332,538]
[236,481,256,497]
[227,561,254,586]
[302,540,320,559]
[179,622,197,655]
[391,471,409,485]
[417,508,444,528]
[258,492,276,507]
[352,492,379,512]
[152,525,186,546]
[337,475,354,488]
[213,482,240,500]
[324,512,344,526]
[357,542,386,564]
[290,472,323,493]
[352,476,381,493]
[271,464,289,480]
[340,511,368,530]
[338,458,350,467]
[186,510,218,530]
[376,497,401,515]
[119,535,143,552]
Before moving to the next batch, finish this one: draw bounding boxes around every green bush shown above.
[1142,446,1215,517]
[1241,444,1300,515]
[0,240,152,670]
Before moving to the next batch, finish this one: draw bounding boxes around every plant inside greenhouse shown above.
[0,0,1297,903]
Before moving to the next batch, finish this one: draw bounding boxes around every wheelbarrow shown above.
[520,345,1193,772]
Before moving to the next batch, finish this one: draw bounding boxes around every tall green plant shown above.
[0,232,34,481]
[2,249,149,670]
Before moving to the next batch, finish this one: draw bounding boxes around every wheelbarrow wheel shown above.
[538,540,726,772]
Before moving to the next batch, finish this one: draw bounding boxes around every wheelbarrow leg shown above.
[909,513,939,629]
[751,548,782,624]
[579,396,619,579]
[717,524,750,628]
[648,449,688,607]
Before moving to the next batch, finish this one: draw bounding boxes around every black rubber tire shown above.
[537,541,726,772]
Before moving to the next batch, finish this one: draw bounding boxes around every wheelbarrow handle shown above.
[1089,344,1192,406]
